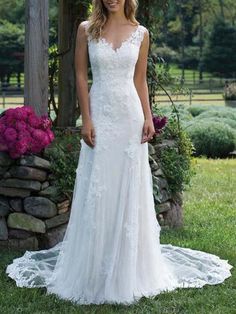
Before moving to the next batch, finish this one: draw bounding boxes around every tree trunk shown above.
[198,0,203,83]
[56,1,87,127]
[24,0,49,116]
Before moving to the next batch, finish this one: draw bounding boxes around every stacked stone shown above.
[0,152,70,250]
[148,140,183,229]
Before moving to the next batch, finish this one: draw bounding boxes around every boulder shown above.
[0,217,8,240]
[8,228,32,239]
[0,187,31,198]
[164,201,183,228]
[158,201,171,214]
[0,236,38,250]
[24,196,57,218]
[0,152,14,167]
[39,185,63,202]
[156,177,168,190]
[148,143,156,156]
[41,181,50,190]
[9,166,47,182]
[45,212,70,229]
[0,178,41,192]
[38,223,67,249]
[9,198,23,212]
[19,155,51,170]
[0,166,8,177]
[0,196,11,216]
[158,189,171,203]
[7,212,46,233]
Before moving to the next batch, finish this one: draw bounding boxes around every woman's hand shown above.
[81,119,96,148]
[141,118,155,144]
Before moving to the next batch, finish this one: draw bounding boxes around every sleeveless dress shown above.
[5,24,233,306]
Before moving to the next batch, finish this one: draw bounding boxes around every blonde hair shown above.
[87,0,139,41]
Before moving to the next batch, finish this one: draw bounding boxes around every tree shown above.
[203,18,236,77]
[24,0,49,116]
[56,0,90,127]
[0,20,24,84]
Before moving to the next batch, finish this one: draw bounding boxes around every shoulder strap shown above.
[130,25,148,47]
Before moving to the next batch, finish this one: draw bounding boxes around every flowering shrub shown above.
[0,106,54,159]
[152,114,168,134]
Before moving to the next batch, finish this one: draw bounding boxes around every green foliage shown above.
[186,121,235,158]
[176,45,199,69]
[203,18,236,77]
[0,0,24,24]
[152,44,179,63]
[0,19,24,77]
[159,124,195,193]
[186,104,221,117]
[45,131,81,197]
[195,108,236,121]
[151,105,195,193]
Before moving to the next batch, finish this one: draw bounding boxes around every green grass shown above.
[0,157,235,313]
[168,64,216,80]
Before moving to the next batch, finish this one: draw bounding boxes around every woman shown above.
[6,0,233,306]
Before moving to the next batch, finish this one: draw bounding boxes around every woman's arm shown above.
[134,28,155,144]
[75,21,95,148]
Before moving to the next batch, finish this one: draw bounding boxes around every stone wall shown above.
[148,139,183,229]
[0,152,70,250]
[0,138,183,250]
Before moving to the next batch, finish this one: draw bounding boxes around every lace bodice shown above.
[86,24,148,85]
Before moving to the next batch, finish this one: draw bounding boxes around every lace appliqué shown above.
[82,164,107,232]
[87,25,147,53]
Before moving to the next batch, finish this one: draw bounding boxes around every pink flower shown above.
[15,139,28,155]
[0,121,6,133]
[14,107,28,121]
[46,129,55,142]
[22,106,34,115]
[5,114,17,127]
[4,127,17,142]
[18,129,31,141]
[0,106,54,158]
[153,115,168,133]
[28,114,41,128]
[32,129,49,146]
[29,138,43,154]
[15,120,27,131]
[41,115,52,130]
[4,108,15,118]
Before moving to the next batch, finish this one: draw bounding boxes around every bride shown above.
[6,0,233,306]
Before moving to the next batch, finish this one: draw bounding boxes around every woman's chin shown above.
[107,7,120,13]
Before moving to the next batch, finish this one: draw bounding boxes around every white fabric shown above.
[6,24,233,305]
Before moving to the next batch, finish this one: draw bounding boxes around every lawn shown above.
[0,157,235,314]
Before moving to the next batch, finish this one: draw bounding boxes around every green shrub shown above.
[176,46,200,69]
[187,105,219,117]
[152,44,179,63]
[159,129,195,193]
[186,121,235,158]
[195,109,236,121]
[153,104,193,122]
[45,130,81,197]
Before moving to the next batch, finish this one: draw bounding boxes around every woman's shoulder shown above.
[78,20,90,31]
[137,23,149,35]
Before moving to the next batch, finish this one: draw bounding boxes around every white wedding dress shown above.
[6,24,233,305]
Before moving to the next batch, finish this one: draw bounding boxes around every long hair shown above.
[87,0,139,41]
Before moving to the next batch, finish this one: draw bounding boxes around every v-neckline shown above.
[99,25,140,53]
